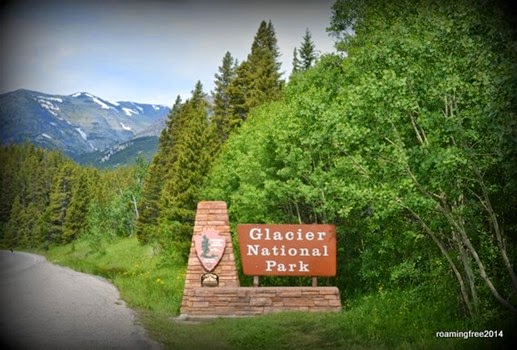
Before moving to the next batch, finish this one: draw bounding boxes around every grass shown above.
[39,237,513,350]
[42,236,185,314]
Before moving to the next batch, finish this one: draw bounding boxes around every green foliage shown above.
[44,163,75,243]
[0,144,148,250]
[62,170,93,243]
[225,20,284,126]
[135,97,183,244]
[212,51,238,141]
[291,47,301,75]
[139,288,513,350]
[204,0,517,317]
[158,82,217,261]
[0,144,67,246]
[44,236,185,314]
[298,28,317,71]
[42,235,514,350]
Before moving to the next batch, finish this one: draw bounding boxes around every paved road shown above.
[0,250,161,349]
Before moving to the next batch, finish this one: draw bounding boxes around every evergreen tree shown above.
[3,195,23,248]
[0,145,69,247]
[62,170,91,243]
[227,60,252,126]
[159,82,217,261]
[191,80,206,103]
[43,163,75,244]
[157,95,183,158]
[298,28,317,71]
[136,96,182,243]
[291,47,301,75]
[212,51,237,141]
[245,20,283,109]
[224,20,283,126]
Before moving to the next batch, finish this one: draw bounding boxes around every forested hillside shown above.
[1,0,516,342]
[0,144,146,250]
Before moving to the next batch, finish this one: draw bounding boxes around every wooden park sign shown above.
[180,202,342,319]
[237,224,336,276]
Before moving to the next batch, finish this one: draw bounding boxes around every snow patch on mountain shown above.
[75,127,87,140]
[120,122,133,131]
[88,94,111,109]
[36,97,60,116]
[122,107,139,116]
[131,102,144,112]
[42,133,52,139]
[38,96,63,103]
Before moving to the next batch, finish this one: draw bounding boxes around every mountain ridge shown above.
[0,89,170,163]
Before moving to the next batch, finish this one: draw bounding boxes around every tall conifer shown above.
[62,170,91,243]
[43,163,75,244]
[299,28,317,70]
[136,95,183,243]
[212,52,237,140]
[291,47,301,75]
[158,82,216,260]
[246,20,283,109]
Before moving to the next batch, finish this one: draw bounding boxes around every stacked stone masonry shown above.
[180,201,342,317]
[182,287,342,316]
[183,201,239,291]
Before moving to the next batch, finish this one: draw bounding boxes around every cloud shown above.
[1,0,336,105]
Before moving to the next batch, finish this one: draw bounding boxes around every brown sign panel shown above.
[237,224,336,276]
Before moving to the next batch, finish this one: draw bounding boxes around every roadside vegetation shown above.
[1,0,516,349]
[41,236,513,349]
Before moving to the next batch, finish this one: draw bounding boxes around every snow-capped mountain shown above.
[0,89,169,157]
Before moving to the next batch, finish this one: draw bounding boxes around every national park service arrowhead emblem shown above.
[194,230,226,272]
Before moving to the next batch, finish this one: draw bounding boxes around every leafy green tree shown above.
[328,0,517,316]
[205,0,517,316]
[0,145,70,248]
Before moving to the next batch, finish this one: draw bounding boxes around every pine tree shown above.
[3,195,23,248]
[245,20,283,109]
[298,28,317,71]
[191,80,206,103]
[159,82,217,261]
[43,163,75,244]
[62,170,91,243]
[136,95,182,243]
[224,20,283,126]
[157,95,183,158]
[212,51,237,141]
[227,60,252,125]
[291,47,301,75]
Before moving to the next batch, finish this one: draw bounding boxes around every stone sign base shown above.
[180,202,342,318]
[181,286,341,317]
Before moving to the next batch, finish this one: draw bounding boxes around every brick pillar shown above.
[180,201,239,315]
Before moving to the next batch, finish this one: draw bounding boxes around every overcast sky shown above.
[0,0,336,106]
